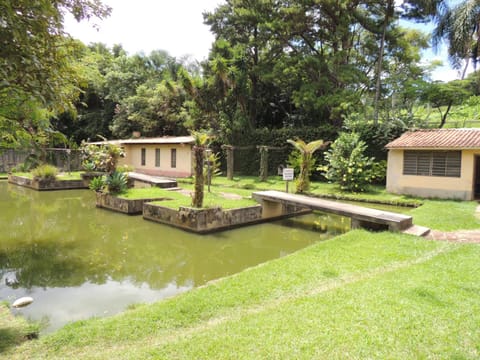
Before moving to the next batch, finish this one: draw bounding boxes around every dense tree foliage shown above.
[4,0,480,180]
[200,0,445,138]
[0,0,110,147]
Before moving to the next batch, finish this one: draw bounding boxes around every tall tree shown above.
[373,0,395,124]
[203,0,438,136]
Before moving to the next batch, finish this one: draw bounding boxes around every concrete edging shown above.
[8,174,87,191]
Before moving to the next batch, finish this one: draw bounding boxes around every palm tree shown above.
[433,0,480,79]
[287,138,325,193]
[191,131,211,208]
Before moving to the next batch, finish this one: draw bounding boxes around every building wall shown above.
[386,149,480,200]
[119,144,193,177]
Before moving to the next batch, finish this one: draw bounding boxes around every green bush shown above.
[31,164,58,181]
[89,176,105,192]
[82,161,96,172]
[80,141,125,174]
[105,171,128,194]
[12,163,31,173]
[322,132,376,192]
[370,160,387,185]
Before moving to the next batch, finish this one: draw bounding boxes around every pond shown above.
[0,181,349,334]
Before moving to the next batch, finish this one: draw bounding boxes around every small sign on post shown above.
[282,167,294,193]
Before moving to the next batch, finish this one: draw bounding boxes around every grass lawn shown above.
[7,230,480,359]
[411,200,480,231]
[179,176,423,206]
[118,186,257,209]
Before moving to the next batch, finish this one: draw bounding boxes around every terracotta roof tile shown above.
[119,136,194,145]
[90,136,195,145]
[385,129,480,149]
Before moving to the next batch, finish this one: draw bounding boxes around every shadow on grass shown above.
[0,325,37,354]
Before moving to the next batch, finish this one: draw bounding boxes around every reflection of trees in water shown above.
[0,183,324,292]
[0,226,318,292]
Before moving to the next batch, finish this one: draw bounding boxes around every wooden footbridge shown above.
[252,190,429,236]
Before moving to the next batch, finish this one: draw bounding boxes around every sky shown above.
[64,0,459,82]
[64,0,225,61]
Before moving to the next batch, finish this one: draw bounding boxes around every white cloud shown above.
[64,0,225,60]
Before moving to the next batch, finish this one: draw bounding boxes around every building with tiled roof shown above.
[385,129,480,200]
[106,136,195,178]
[385,128,480,149]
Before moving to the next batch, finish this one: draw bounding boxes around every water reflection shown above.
[0,181,346,333]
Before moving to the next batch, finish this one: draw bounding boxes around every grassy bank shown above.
[6,230,480,359]
[0,303,39,354]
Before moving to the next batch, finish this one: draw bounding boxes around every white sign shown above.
[282,168,294,181]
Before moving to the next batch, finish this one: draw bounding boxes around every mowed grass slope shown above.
[8,230,480,359]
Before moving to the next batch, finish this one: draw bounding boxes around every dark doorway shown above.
[474,156,480,199]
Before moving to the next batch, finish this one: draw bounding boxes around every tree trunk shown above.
[225,146,234,180]
[192,145,204,208]
[374,0,394,125]
[259,146,268,182]
[439,101,453,128]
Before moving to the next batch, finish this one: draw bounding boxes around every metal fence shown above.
[0,148,83,173]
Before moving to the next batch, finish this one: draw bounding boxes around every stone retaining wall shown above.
[143,203,310,233]
[95,192,169,215]
[8,174,87,191]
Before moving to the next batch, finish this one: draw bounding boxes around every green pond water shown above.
[0,181,353,334]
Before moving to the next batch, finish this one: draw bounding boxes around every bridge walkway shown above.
[252,190,429,236]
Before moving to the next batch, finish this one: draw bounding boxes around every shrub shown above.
[287,139,325,193]
[89,176,105,192]
[322,132,377,192]
[370,160,387,185]
[31,164,58,181]
[80,141,125,174]
[12,163,31,173]
[82,161,96,172]
[105,171,128,194]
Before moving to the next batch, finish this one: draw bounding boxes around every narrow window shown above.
[171,148,177,168]
[141,148,146,166]
[155,148,160,167]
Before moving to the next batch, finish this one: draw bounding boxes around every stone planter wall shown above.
[8,174,87,191]
[95,192,169,215]
[143,203,310,234]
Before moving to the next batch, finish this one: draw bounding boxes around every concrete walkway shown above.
[427,230,480,243]
[128,172,177,188]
